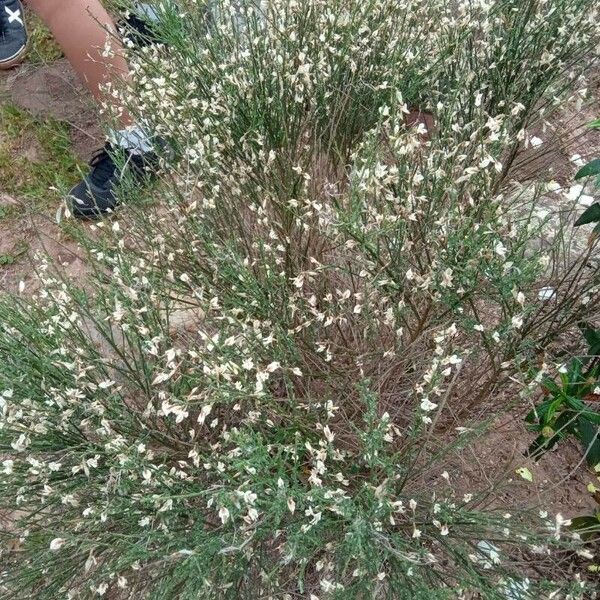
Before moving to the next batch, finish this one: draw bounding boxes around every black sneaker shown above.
[68,143,159,219]
[120,2,162,49]
[0,0,28,70]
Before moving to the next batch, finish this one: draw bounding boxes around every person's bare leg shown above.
[25,0,132,126]
[23,0,157,218]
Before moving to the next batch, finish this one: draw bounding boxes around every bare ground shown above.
[0,59,100,293]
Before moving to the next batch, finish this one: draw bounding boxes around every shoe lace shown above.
[88,144,121,187]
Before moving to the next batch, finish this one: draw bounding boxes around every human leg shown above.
[25,0,133,125]
[25,0,162,218]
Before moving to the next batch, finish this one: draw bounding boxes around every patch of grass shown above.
[24,10,63,64]
[0,205,19,222]
[0,240,28,267]
[0,103,83,212]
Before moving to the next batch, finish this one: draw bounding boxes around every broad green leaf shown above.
[527,433,561,459]
[566,397,600,425]
[570,516,600,528]
[575,159,600,180]
[574,203,600,226]
[542,377,564,397]
[554,410,579,433]
[579,323,600,356]
[578,417,600,467]
[569,516,600,540]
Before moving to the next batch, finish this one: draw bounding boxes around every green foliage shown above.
[573,119,600,231]
[531,115,600,463]
[570,514,600,540]
[526,325,600,467]
[0,104,82,209]
[575,159,600,181]
[569,480,600,543]
[1,0,599,598]
[574,203,600,227]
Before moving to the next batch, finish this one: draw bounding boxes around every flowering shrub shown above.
[1,0,600,597]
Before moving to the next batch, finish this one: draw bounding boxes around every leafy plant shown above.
[570,500,600,543]
[528,116,600,464]
[526,324,600,467]
[573,118,600,231]
[569,474,600,550]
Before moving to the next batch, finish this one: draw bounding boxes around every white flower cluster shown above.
[1,0,599,597]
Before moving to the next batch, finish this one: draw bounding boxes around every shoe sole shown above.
[69,202,115,221]
[0,44,28,70]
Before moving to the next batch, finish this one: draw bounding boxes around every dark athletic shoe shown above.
[68,143,159,219]
[120,2,162,48]
[0,0,28,70]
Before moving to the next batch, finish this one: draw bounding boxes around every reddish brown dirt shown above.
[444,413,598,518]
[0,212,87,294]
[0,59,99,293]
[3,58,103,161]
